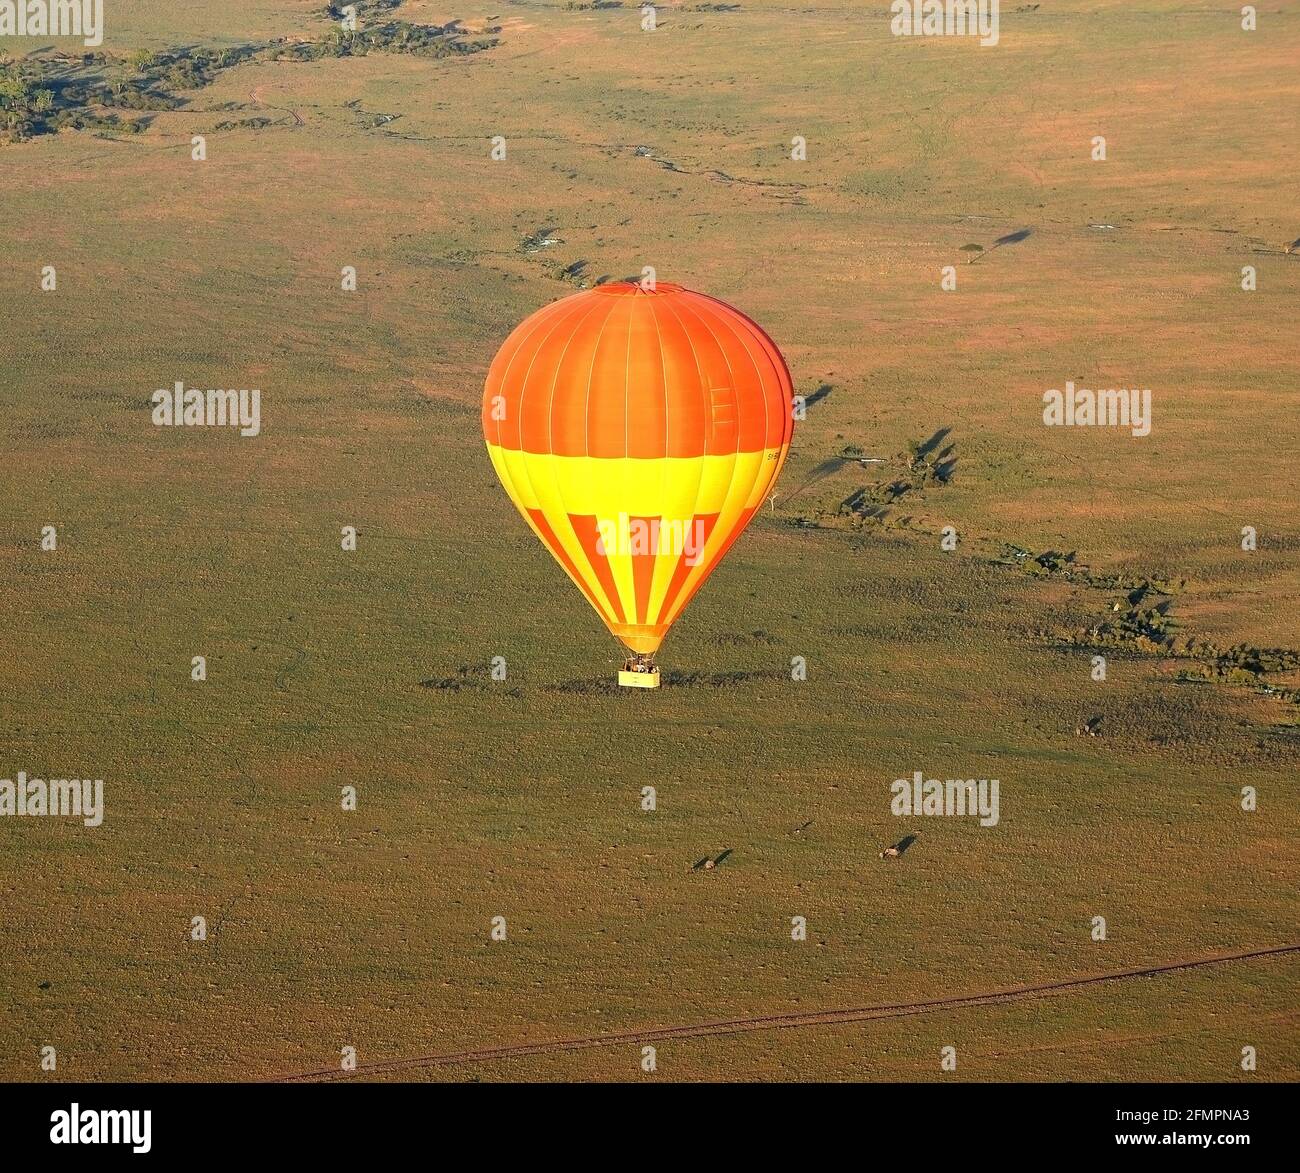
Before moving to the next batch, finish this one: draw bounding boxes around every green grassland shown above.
[1,1,1297,1081]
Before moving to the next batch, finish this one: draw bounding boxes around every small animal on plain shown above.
[691,848,734,872]
[879,833,919,859]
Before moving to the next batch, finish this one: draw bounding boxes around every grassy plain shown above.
[1,0,1297,1080]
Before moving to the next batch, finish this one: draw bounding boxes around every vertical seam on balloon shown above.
[624,296,633,460]
[623,298,642,622]
[656,295,717,631]
[491,292,582,451]
[516,296,615,623]
[651,296,669,462]
[592,295,637,618]
[687,291,775,455]
[687,291,780,505]
[671,293,746,572]
[579,294,623,459]
[658,295,710,457]
[487,296,591,571]
[688,291,793,505]
[679,296,745,529]
[648,298,672,624]
[510,295,598,469]
[654,295,742,635]
[557,294,624,620]
[684,290,765,456]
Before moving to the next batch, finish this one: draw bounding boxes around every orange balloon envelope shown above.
[482,281,794,682]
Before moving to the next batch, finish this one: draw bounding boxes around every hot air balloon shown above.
[482,281,794,688]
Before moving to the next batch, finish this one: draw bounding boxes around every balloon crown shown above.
[594,280,688,296]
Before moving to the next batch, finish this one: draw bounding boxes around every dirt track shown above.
[273,942,1300,1082]
[248,86,304,127]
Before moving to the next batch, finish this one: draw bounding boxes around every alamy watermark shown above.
[0,1,103,47]
[596,514,706,566]
[1043,382,1152,437]
[50,1103,150,1154]
[890,0,999,47]
[152,382,261,437]
[892,770,999,826]
[1,771,103,827]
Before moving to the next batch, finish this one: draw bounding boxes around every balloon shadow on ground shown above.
[804,383,833,410]
[549,668,787,694]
